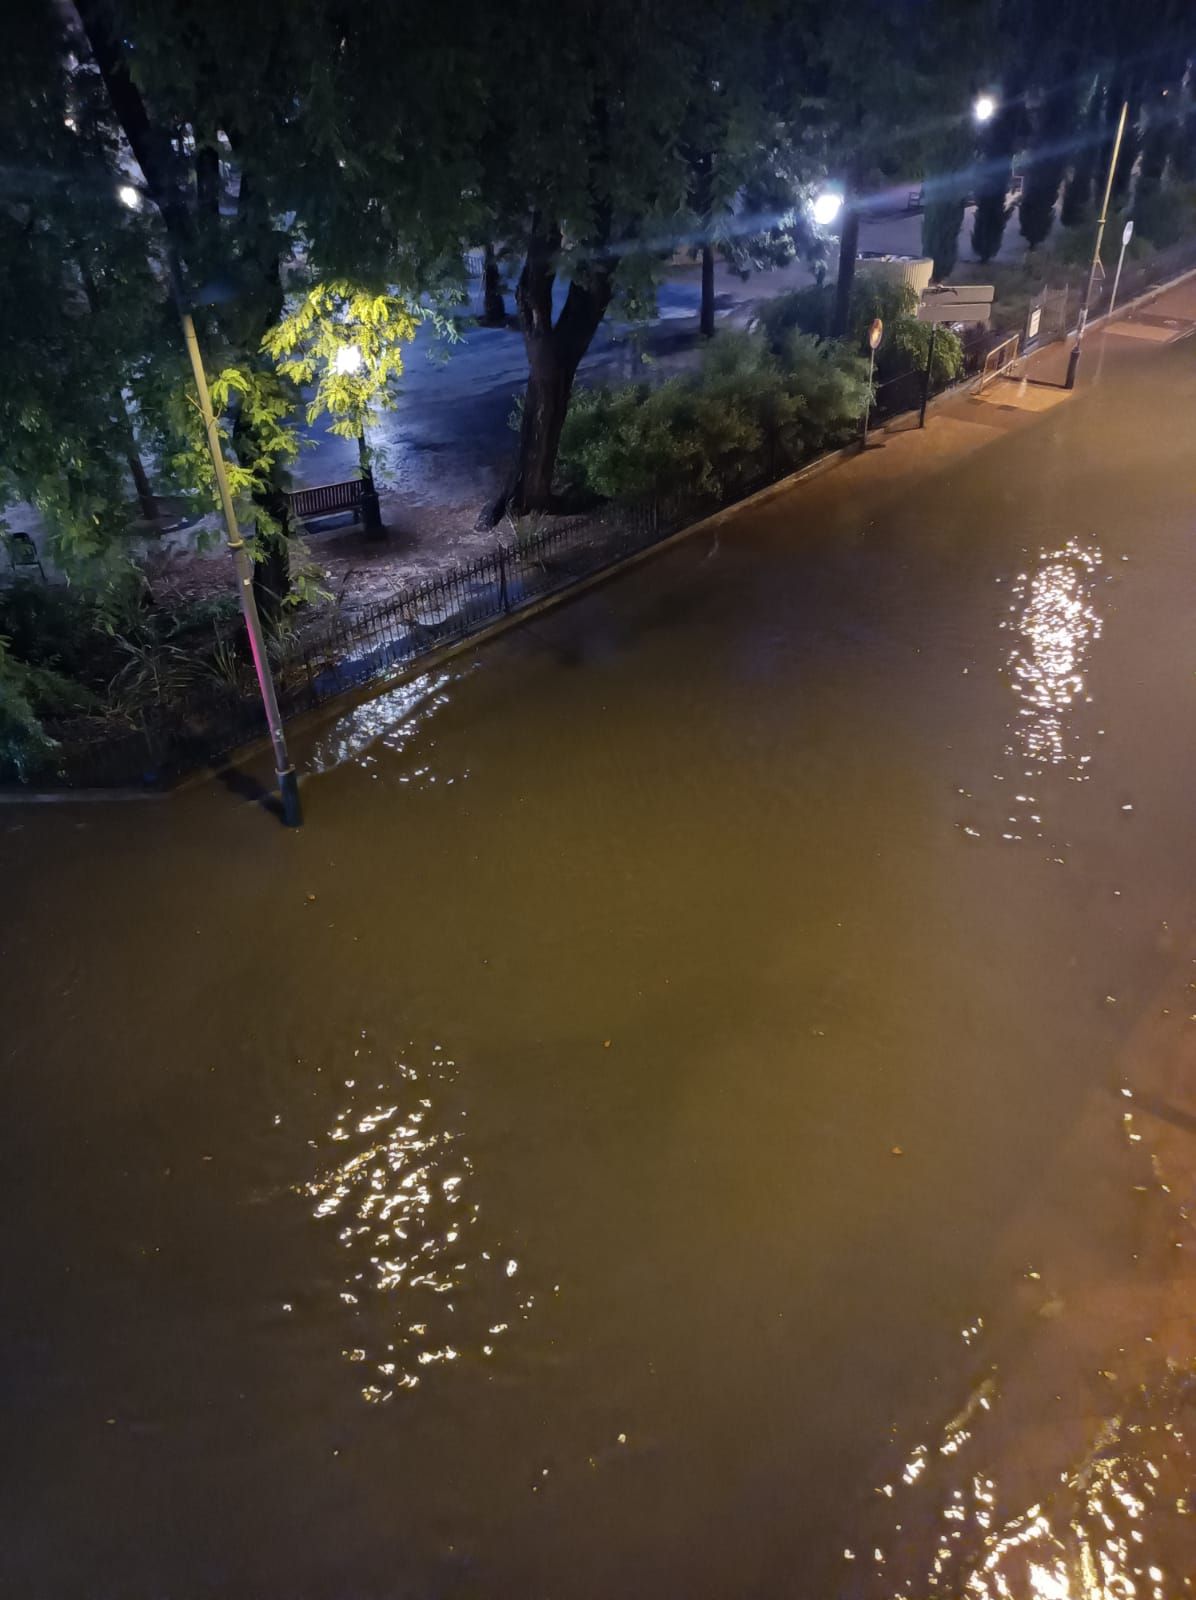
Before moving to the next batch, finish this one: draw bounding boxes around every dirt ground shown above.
[140,486,506,616]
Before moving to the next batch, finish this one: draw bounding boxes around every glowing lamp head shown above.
[812,191,843,228]
[117,183,141,210]
[334,343,363,376]
[973,93,997,125]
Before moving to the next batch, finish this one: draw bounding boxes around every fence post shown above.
[498,544,510,613]
[919,324,938,429]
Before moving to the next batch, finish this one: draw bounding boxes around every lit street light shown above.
[973,93,997,124]
[812,190,843,228]
[117,183,141,209]
[330,342,382,535]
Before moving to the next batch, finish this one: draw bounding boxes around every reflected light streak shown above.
[299,1044,527,1402]
[1003,539,1103,769]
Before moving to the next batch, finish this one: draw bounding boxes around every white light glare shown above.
[334,343,363,375]
[812,191,843,227]
[117,184,141,209]
[974,94,998,124]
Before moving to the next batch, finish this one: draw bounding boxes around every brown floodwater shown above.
[5,330,1196,1597]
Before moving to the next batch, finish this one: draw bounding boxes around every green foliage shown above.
[1132,186,1196,250]
[263,281,430,443]
[972,190,1012,263]
[0,581,263,770]
[757,276,961,390]
[922,197,965,280]
[0,637,56,779]
[558,330,869,506]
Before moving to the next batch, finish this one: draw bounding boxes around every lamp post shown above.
[178,311,302,825]
[334,342,383,536]
[1066,100,1128,390]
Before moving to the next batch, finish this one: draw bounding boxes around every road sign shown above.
[1027,306,1042,339]
[1122,219,1134,246]
[868,317,884,350]
[916,284,995,325]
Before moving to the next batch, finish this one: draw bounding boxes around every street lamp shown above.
[973,93,998,125]
[332,342,382,535]
[117,183,141,209]
[812,190,843,228]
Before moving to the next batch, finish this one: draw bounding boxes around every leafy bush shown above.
[559,330,869,506]
[0,638,55,779]
[758,278,962,397]
[1131,186,1193,250]
[0,579,256,778]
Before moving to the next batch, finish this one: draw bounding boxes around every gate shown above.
[1023,284,1070,352]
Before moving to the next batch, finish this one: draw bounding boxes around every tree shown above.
[473,0,694,518]
[1019,81,1076,249]
[972,93,1021,262]
[806,0,989,334]
[264,282,453,537]
[0,3,170,584]
[922,193,965,279]
[675,3,812,339]
[70,0,478,613]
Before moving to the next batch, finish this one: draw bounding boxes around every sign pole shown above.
[1107,218,1134,325]
[1066,100,1128,390]
[862,317,883,446]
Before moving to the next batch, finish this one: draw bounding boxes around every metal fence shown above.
[34,500,668,788]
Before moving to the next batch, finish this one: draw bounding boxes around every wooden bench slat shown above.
[288,479,367,522]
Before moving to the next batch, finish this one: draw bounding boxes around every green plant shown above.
[559,329,868,506]
[106,636,197,720]
[0,637,56,779]
[1132,186,1193,250]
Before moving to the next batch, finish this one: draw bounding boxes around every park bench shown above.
[3,531,46,580]
[288,478,366,528]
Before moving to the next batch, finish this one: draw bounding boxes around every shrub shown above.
[0,638,55,779]
[559,329,869,507]
[1132,186,1191,250]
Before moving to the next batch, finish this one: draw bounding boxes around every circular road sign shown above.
[1122,219,1134,246]
[868,317,884,350]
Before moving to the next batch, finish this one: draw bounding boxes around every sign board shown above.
[916,285,995,326]
[1122,219,1134,247]
[1027,306,1042,340]
[868,318,884,350]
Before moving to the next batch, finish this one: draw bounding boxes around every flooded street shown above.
[6,329,1196,1596]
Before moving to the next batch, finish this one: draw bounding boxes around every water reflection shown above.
[307,667,467,780]
[301,1042,529,1401]
[853,1365,1196,1598]
[1003,539,1103,771]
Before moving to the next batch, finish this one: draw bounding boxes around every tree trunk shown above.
[252,526,290,631]
[126,443,157,521]
[195,139,221,224]
[700,242,716,337]
[832,200,860,338]
[74,0,195,253]
[358,430,383,537]
[501,222,615,517]
[480,242,507,325]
